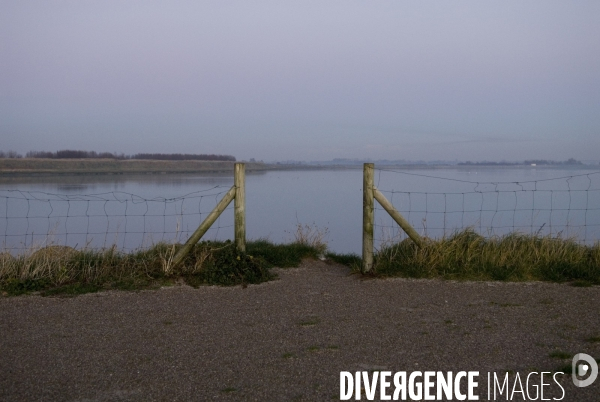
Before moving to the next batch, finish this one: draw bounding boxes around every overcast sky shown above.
[1,1,599,162]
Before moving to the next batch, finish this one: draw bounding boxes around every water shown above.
[1,167,599,255]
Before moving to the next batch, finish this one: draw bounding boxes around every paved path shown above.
[1,260,599,401]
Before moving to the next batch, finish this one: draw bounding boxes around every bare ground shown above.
[1,260,599,401]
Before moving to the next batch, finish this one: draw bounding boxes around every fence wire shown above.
[2,168,600,255]
[0,186,234,254]
[373,169,600,247]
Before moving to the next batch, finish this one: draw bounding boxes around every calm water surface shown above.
[1,167,599,254]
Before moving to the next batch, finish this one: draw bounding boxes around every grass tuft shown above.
[371,229,600,283]
[0,239,322,296]
[288,222,329,255]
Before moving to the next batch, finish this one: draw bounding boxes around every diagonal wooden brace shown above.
[373,186,424,249]
[171,185,236,267]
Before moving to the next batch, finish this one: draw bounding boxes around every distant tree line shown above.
[523,158,583,166]
[131,153,235,161]
[458,158,583,166]
[4,150,236,162]
[25,150,125,159]
[0,150,23,159]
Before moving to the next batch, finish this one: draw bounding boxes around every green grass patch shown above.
[569,280,594,287]
[0,239,322,296]
[371,230,600,283]
[298,317,320,326]
[246,240,319,268]
[554,363,573,375]
[1,278,51,295]
[489,301,523,307]
[40,283,104,297]
[549,350,572,360]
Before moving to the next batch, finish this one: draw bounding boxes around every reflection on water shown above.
[1,167,599,254]
[56,184,90,192]
[0,172,242,191]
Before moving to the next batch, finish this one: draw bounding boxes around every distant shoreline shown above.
[0,158,596,178]
[0,159,271,177]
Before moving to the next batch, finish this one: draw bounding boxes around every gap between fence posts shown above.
[171,163,245,267]
[362,163,424,273]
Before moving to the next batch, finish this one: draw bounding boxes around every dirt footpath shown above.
[1,260,599,401]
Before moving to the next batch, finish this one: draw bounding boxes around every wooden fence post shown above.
[234,163,246,253]
[361,164,424,274]
[363,163,374,273]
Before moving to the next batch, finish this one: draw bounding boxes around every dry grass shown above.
[0,239,323,296]
[4,228,597,296]
[288,222,329,255]
[373,229,600,283]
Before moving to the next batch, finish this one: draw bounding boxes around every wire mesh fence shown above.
[2,168,600,256]
[372,169,600,248]
[0,187,234,254]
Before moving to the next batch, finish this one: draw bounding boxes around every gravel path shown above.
[1,260,599,401]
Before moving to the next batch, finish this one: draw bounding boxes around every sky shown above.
[1,1,599,162]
